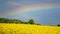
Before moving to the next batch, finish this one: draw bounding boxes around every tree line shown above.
[0,18,36,24]
[0,18,60,26]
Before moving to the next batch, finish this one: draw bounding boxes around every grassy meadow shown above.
[0,24,60,34]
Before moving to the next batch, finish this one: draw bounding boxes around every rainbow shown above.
[1,4,60,16]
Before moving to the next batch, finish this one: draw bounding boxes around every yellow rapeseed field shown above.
[0,24,60,34]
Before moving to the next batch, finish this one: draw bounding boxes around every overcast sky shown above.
[0,0,60,25]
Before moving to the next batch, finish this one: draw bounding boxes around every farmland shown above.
[0,24,60,34]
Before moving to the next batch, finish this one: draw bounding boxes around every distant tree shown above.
[28,19,35,24]
[24,22,28,24]
[0,18,36,24]
[57,24,60,26]
[0,18,8,23]
[0,18,24,24]
[11,19,24,24]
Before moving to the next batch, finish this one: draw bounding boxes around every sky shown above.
[0,0,60,25]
